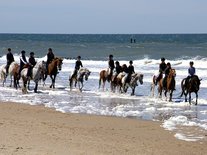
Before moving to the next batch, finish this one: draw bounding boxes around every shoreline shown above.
[0,101,207,155]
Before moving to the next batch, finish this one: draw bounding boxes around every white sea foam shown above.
[0,56,207,142]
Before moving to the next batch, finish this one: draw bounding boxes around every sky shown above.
[0,0,207,34]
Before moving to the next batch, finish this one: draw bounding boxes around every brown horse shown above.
[99,69,113,90]
[180,75,201,105]
[43,57,63,88]
[158,69,176,101]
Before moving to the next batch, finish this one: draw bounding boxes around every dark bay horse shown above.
[158,69,176,101]
[180,75,201,105]
[43,57,63,88]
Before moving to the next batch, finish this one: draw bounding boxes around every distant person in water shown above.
[5,48,14,76]
[70,56,83,79]
[108,54,115,81]
[155,57,167,85]
[46,48,55,73]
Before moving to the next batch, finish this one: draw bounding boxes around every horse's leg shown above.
[69,79,73,91]
[53,74,56,88]
[34,82,38,93]
[131,86,135,96]
[27,80,31,90]
[99,78,101,89]
[195,92,198,105]
[169,90,173,102]
[49,75,54,88]
[10,75,12,87]
[151,83,155,97]
[189,92,191,105]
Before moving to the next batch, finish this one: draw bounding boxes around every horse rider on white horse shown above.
[27,52,37,79]
[5,48,14,77]
[19,50,28,78]
[70,56,83,80]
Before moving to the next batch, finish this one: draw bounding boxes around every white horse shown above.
[0,62,20,88]
[69,67,91,92]
[21,61,46,93]
[117,72,144,95]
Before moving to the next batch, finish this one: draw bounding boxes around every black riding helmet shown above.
[77,56,81,59]
[161,57,165,61]
[115,61,119,65]
[30,52,34,55]
[190,61,194,65]
[109,54,113,58]
[129,60,133,64]
[21,50,25,54]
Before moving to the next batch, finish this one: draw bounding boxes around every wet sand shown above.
[0,102,207,155]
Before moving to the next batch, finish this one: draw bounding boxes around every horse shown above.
[150,74,157,97]
[0,62,20,89]
[157,69,176,101]
[43,57,63,89]
[116,72,144,95]
[69,67,91,92]
[99,69,112,90]
[21,61,46,93]
[163,69,176,102]
[180,75,201,105]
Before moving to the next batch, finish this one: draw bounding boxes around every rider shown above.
[162,62,171,89]
[46,48,55,73]
[71,56,83,79]
[19,50,28,77]
[27,52,36,79]
[126,60,135,83]
[108,54,115,81]
[155,57,167,85]
[5,48,14,76]
[112,61,122,81]
[185,61,196,86]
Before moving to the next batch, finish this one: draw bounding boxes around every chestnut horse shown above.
[43,57,63,88]
[158,69,176,101]
[99,69,113,91]
[180,75,201,105]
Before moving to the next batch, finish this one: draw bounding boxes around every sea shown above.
[0,33,207,142]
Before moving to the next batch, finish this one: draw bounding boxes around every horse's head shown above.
[169,69,176,77]
[131,73,144,86]
[78,68,91,81]
[191,76,201,91]
[56,57,63,71]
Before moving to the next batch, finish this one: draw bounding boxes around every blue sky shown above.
[0,0,206,34]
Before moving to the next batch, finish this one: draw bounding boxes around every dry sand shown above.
[0,102,207,155]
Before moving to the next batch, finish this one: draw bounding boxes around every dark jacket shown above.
[47,52,55,64]
[75,60,83,70]
[159,62,167,73]
[108,59,115,70]
[29,57,36,67]
[115,65,122,74]
[128,65,135,74]
[7,52,14,64]
[20,55,27,67]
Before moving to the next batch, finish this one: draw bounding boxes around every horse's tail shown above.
[99,77,102,89]
[180,78,185,97]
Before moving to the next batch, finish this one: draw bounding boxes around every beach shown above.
[0,102,206,155]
